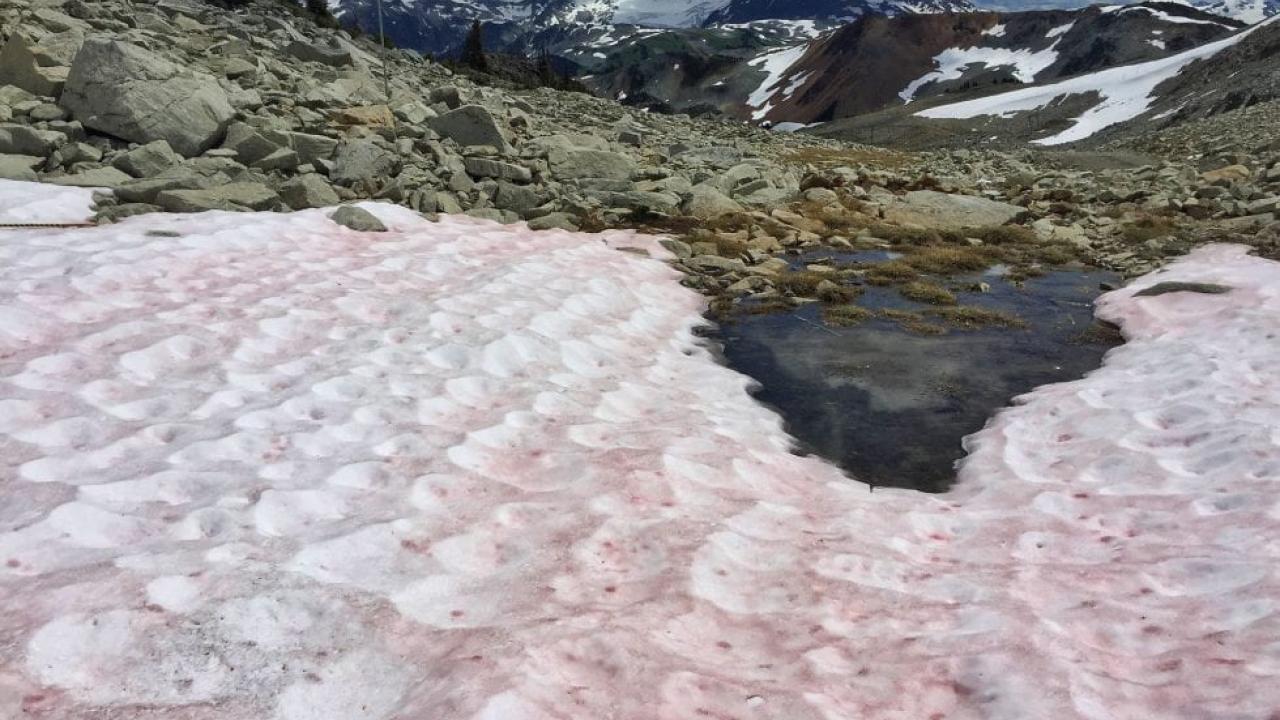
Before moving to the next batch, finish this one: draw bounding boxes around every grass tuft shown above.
[928,306,1026,329]
[822,304,874,327]
[899,281,957,305]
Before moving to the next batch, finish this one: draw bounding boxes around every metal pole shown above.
[375,0,390,101]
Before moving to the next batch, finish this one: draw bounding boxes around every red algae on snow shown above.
[0,184,1277,719]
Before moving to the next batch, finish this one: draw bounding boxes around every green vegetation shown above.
[928,306,1026,329]
[879,309,947,336]
[822,304,874,327]
[864,260,919,285]
[899,281,957,305]
[903,246,994,274]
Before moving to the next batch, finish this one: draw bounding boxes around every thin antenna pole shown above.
[375,0,390,101]
[373,0,399,151]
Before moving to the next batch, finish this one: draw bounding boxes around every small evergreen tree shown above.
[461,20,488,72]
[304,0,329,15]
[536,48,555,87]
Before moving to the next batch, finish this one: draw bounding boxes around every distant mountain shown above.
[574,1,1243,121]
[326,0,974,57]
[704,0,974,25]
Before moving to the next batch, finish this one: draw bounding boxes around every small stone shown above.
[330,205,388,232]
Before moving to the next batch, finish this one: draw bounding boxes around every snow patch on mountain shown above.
[1194,0,1280,23]
[746,43,811,119]
[917,15,1277,144]
[609,0,731,26]
[900,41,1062,102]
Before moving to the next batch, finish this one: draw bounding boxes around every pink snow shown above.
[0,187,1277,719]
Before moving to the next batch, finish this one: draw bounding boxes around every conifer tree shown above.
[461,20,488,72]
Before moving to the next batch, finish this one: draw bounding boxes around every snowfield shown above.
[0,179,101,224]
[917,15,1278,144]
[1,184,1279,718]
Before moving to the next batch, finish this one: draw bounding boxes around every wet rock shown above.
[1134,281,1233,297]
[60,38,234,157]
[330,205,387,232]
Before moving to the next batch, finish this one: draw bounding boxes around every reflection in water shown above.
[713,265,1122,493]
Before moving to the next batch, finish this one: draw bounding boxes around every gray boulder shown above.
[550,148,635,181]
[0,34,70,98]
[528,212,579,231]
[464,157,531,183]
[330,140,401,185]
[330,205,387,232]
[883,190,1023,229]
[494,182,545,213]
[47,166,132,188]
[683,183,743,219]
[0,124,65,155]
[60,38,234,157]
[428,105,507,150]
[280,174,340,209]
[428,85,461,109]
[284,41,353,67]
[221,122,282,165]
[155,182,279,212]
[0,154,41,181]
[112,140,181,178]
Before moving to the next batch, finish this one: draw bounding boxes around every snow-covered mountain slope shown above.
[732,2,1242,124]
[704,0,974,25]
[4,182,1280,718]
[915,13,1278,144]
[1194,0,1280,24]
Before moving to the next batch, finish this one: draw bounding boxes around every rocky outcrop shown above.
[60,38,234,157]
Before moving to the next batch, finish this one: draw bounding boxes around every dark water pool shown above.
[712,260,1122,493]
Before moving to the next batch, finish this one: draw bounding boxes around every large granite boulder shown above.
[882,190,1024,229]
[427,105,508,150]
[60,38,234,157]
